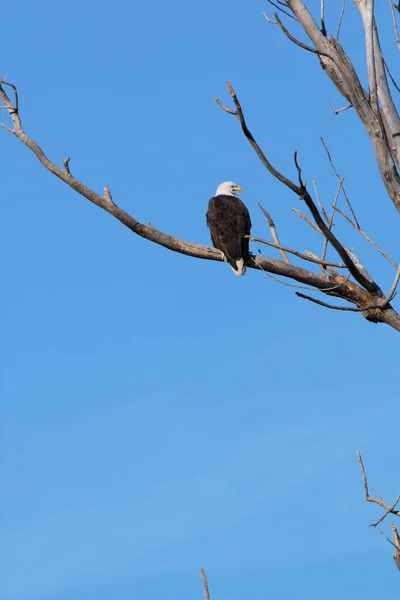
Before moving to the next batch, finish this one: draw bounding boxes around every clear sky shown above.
[1,2,399,599]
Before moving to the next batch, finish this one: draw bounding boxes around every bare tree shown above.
[357,452,400,571]
[1,1,400,330]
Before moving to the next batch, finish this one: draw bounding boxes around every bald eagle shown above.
[206,181,252,275]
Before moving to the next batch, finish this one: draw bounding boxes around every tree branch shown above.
[200,570,210,600]
[320,137,360,228]
[320,177,344,266]
[380,264,400,308]
[373,525,399,549]
[296,292,388,313]
[273,13,327,55]
[313,180,330,224]
[336,0,346,39]
[292,208,323,234]
[384,58,400,94]
[356,0,378,110]
[356,451,400,520]
[257,202,291,264]
[267,0,297,21]
[328,99,352,116]
[333,207,398,269]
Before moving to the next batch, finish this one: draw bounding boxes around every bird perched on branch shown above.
[206,181,252,275]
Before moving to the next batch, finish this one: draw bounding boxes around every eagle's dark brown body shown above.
[206,194,252,275]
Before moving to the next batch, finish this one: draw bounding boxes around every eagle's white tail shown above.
[231,259,246,276]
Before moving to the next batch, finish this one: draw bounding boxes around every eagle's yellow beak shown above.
[233,185,243,193]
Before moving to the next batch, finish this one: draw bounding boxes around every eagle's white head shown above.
[215,181,243,197]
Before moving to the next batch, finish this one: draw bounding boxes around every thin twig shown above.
[304,251,338,275]
[328,99,352,115]
[267,0,297,20]
[257,253,347,291]
[313,181,329,224]
[313,181,330,275]
[380,264,400,308]
[292,208,322,234]
[320,137,360,227]
[63,157,71,175]
[340,186,359,229]
[213,96,236,114]
[321,272,351,291]
[200,570,210,600]
[390,0,400,50]
[336,0,346,39]
[261,269,319,290]
[383,57,400,92]
[321,177,344,265]
[258,202,290,264]
[263,12,279,24]
[333,207,398,269]
[0,122,14,133]
[293,150,303,188]
[249,235,346,268]
[357,451,370,497]
[296,293,390,313]
[274,13,330,56]
[373,525,399,549]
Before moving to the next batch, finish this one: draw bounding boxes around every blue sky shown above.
[1,1,399,599]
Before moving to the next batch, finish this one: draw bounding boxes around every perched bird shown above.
[206,181,252,275]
